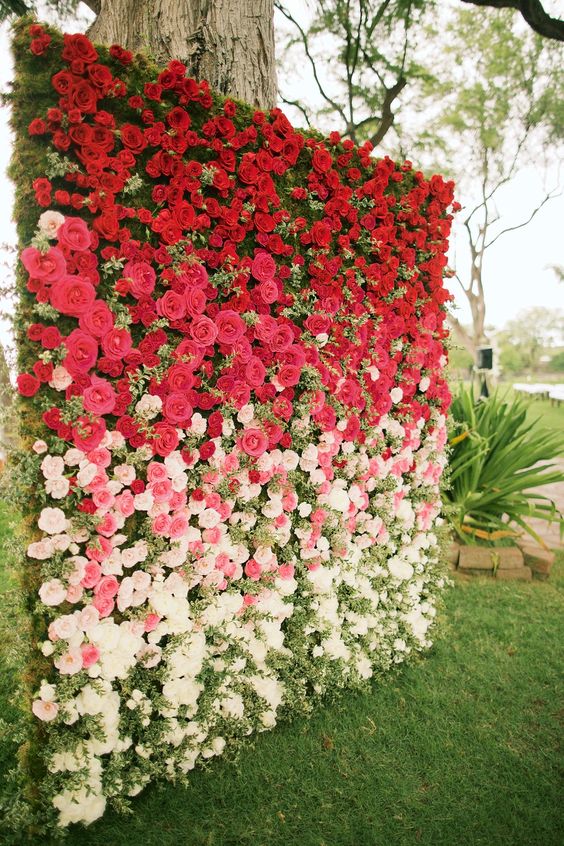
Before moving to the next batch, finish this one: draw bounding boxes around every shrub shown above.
[444,385,564,544]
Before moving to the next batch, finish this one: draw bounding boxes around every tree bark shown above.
[87,0,278,109]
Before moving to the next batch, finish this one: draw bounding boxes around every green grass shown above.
[1,505,563,846]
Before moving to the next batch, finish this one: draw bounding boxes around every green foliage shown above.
[548,350,564,372]
[444,384,564,544]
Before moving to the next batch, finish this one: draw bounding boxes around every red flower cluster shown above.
[19,24,456,459]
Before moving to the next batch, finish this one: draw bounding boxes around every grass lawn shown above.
[1,504,563,846]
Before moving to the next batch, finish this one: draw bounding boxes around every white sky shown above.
[0,0,562,359]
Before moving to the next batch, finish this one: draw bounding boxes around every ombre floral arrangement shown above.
[10,20,457,828]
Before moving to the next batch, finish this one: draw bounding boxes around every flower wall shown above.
[11,20,456,829]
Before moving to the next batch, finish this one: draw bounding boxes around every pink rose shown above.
[57,217,91,251]
[81,643,100,668]
[185,288,207,317]
[54,648,83,675]
[81,561,102,588]
[258,278,278,304]
[101,327,132,359]
[21,245,66,281]
[180,262,208,288]
[115,490,135,517]
[144,613,161,632]
[64,329,98,375]
[50,276,96,316]
[92,594,114,617]
[239,427,268,457]
[146,462,168,482]
[152,513,171,536]
[190,315,218,346]
[251,251,275,282]
[245,558,262,580]
[79,300,114,337]
[123,260,156,298]
[94,574,119,598]
[169,513,189,539]
[157,290,187,321]
[305,313,331,335]
[83,375,117,415]
[32,699,59,722]
[245,357,266,388]
[97,512,118,537]
[215,310,246,345]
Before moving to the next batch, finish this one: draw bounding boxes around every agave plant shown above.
[444,385,564,545]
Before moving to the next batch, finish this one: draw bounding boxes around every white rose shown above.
[38,507,68,535]
[49,366,73,391]
[390,387,404,404]
[39,579,67,606]
[38,209,65,238]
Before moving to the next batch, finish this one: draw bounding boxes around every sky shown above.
[0,0,562,361]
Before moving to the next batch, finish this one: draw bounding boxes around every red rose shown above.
[64,329,98,375]
[28,118,47,135]
[101,328,133,360]
[37,327,61,352]
[57,217,91,251]
[310,221,332,247]
[83,375,117,415]
[156,290,187,321]
[120,124,147,153]
[79,300,114,338]
[166,363,195,391]
[190,315,218,346]
[151,422,179,457]
[270,325,294,352]
[215,310,246,345]
[199,440,216,460]
[163,392,193,426]
[277,364,301,387]
[72,415,107,451]
[251,252,275,282]
[312,148,333,173]
[21,246,66,282]
[17,373,40,397]
[305,314,331,336]
[50,276,96,317]
[180,263,208,289]
[239,428,268,457]
[69,80,99,114]
[62,33,98,64]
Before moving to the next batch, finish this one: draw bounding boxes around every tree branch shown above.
[366,76,407,147]
[460,0,564,42]
[484,188,561,248]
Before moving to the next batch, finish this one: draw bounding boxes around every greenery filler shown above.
[8,17,456,830]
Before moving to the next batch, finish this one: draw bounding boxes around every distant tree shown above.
[497,306,564,371]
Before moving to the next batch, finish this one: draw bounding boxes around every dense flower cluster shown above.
[14,23,456,828]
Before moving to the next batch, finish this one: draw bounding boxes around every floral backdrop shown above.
[10,19,456,829]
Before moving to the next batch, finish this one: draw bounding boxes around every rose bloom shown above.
[21,245,66,282]
[64,329,98,375]
[38,210,65,239]
[101,327,133,360]
[215,310,246,345]
[277,364,301,388]
[123,260,156,298]
[181,262,208,289]
[32,699,59,722]
[41,455,64,480]
[33,439,48,454]
[157,290,186,321]
[163,392,193,426]
[239,428,268,457]
[55,648,83,675]
[38,578,67,606]
[81,643,100,668]
[50,275,96,317]
[72,416,107,452]
[49,365,73,391]
[38,507,67,534]
[79,300,114,337]
[45,477,70,499]
[57,217,91,251]
[251,251,276,282]
[190,315,218,346]
[83,376,117,415]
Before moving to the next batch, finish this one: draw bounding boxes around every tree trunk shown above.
[87,0,278,109]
